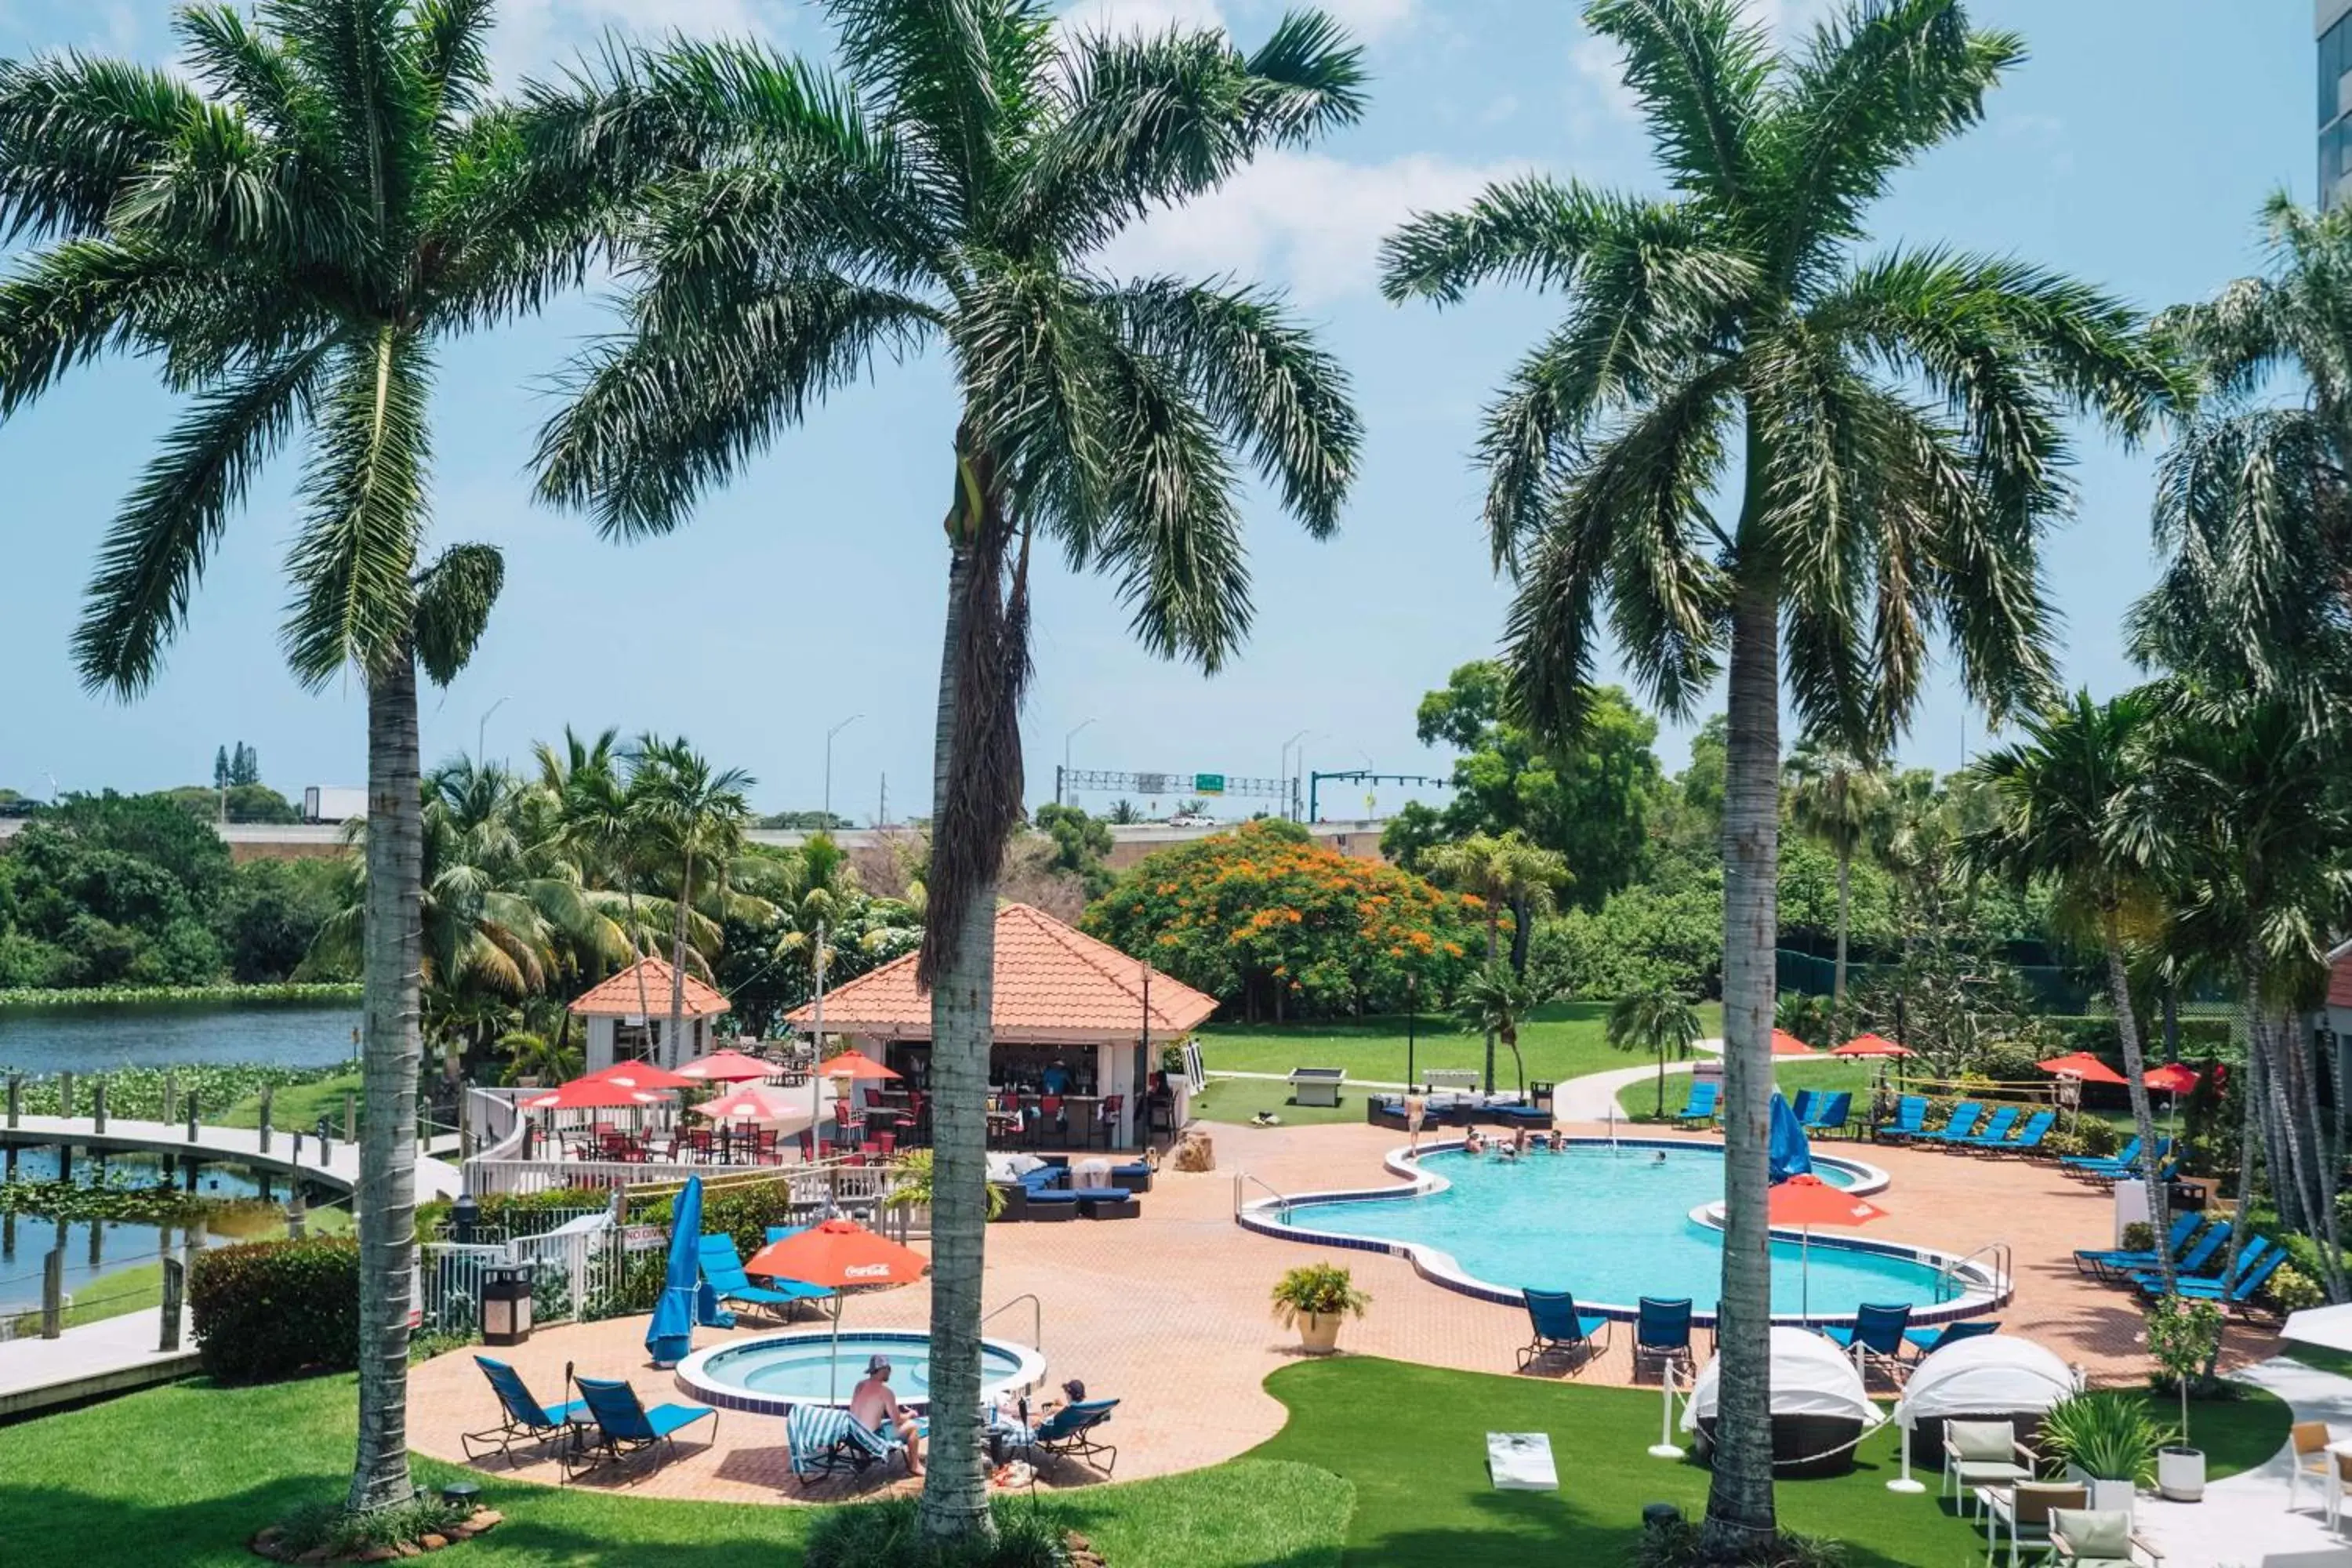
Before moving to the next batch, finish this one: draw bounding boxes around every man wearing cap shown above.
[848,1355,924,1473]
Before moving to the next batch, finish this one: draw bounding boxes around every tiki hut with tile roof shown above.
[570,956,731,1073]
[784,902,1215,1147]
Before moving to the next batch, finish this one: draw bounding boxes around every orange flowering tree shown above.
[1082,819,1482,1020]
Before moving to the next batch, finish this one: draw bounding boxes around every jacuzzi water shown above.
[1276,1144,1963,1317]
[681,1330,1040,1411]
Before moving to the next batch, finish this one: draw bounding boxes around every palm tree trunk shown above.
[350,657,422,1512]
[1482,912,1499,1094]
[2267,1006,2347,1298]
[2101,920,2169,1292]
[1703,568,1780,1557]
[1508,894,1532,977]
[667,851,693,1069]
[1831,847,1851,1040]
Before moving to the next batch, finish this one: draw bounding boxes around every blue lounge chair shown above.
[699,1232,830,1323]
[1518,1289,1610,1370]
[1980,1109,2056,1156]
[789,1402,913,1486]
[2083,1152,2177,1186]
[566,1377,716,1479]
[2143,1243,2287,1311]
[1911,1102,1984,1145]
[995,1397,1122,1476]
[2061,1135,2149,1175]
[2132,1236,2272,1296]
[2074,1212,2204,1278]
[1876,1095,1929,1142]
[463,1355,588,1465]
[2104,1218,2232,1287]
[1823,1302,1912,1381]
[1789,1088,1820,1126]
[1673,1081,1720,1125]
[1901,1319,2001,1359]
[1633,1296,1698,1377]
[1951,1105,2020,1152]
[1802,1091,1853,1138]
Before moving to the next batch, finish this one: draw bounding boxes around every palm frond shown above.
[0,51,202,242]
[281,326,433,687]
[411,540,503,687]
[268,0,425,238]
[1584,0,1770,207]
[825,0,1054,214]
[73,336,337,695]
[176,5,318,148]
[1380,176,1715,306]
[411,0,496,127]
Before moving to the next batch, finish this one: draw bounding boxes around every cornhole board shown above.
[1486,1431,1559,1491]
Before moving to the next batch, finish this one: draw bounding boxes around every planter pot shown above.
[2158,1445,2205,1503]
[2066,1465,2138,1519]
[1297,1312,1345,1354]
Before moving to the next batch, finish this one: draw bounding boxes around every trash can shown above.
[481,1265,534,1346]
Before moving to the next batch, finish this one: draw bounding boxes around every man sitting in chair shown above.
[849,1356,924,1475]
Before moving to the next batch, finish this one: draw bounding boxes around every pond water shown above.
[0,1146,295,1316]
[0,1000,361,1074]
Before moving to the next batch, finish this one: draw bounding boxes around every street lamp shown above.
[824,714,862,824]
[1280,729,1311,821]
[1062,718,1097,805]
[477,696,509,764]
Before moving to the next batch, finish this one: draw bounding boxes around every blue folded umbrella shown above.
[645,1174,704,1367]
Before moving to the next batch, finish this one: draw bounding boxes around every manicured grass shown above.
[221,1071,364,1132]
[2,1258,164,1336]
[2175,1383,2295,1480]
[1250,1356,1976,1568]
[1189,1076,1368,1127]
[0,1373,1346,1568]
[1199,1001,1722,1092]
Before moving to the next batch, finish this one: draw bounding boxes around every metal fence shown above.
[416,1211,657,1334]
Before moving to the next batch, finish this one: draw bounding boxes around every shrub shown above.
[803,1497,1072,1568]
[2119,1221,2154,1254]
[2071,1118,2121,1158]
[418,1187,609,1242]
[2264,1261,2325,1316]
[1269,1262,1370,1327]
[2037,1392,2175,1484]
[268,1496,476,1559]
[189,1236,359,1381]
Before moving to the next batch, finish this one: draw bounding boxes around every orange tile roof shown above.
[2332,946,2352,1009]
[784,903,1218,1044]
[569,956,730,1018]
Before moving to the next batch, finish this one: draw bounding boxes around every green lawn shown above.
[1246,1357,2292,1568]
[221,1071,364,1132]
[1189,1076,1368,1127]
[1198,1002,1722,1091]
[1616,1058,1878,1123]
[1,1258,163,1337]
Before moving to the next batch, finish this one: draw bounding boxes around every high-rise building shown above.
[2324,0,2352,205]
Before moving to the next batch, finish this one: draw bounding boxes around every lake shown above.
[0,1000,362,1074]
[0,1145,289,1315]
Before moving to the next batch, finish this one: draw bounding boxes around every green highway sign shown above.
[1192,773,1226,795]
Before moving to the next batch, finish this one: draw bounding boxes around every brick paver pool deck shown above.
[406,1117,2278,1504]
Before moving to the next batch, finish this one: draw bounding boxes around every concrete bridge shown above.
[0,1114,463,1201]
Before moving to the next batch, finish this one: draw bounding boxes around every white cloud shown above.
[1058,0,1228,38]
[488,0,791,83]
[1098,150,1519,304]
[1316,0,1417,44]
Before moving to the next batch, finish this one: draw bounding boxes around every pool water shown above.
[1278,1144,1960,1318]
[687,1330,1036,1410]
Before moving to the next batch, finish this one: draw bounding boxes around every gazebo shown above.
[570,956,731,1073]
[783,902,1215,1148]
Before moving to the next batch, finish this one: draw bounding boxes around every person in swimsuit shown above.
[848,1356,924,1473]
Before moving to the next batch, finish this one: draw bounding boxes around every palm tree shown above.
[1955,691,2175,1289]
[1454,964,1551,1094]
[1421,831,1570,1090]
[1784,736,1888,1038]
[1608,983,1704,1117]
[525,7,1365,1536]
[1379,2,2176,1548]
[626,737,755,1069]
[0,2,612,1512]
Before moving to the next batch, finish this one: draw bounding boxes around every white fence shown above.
[417,1210,655,1333]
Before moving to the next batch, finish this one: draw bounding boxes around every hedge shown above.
[190,1237,359,1381]
[2041,1014,2234,1062]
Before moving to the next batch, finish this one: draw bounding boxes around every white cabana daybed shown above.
[1683,1326,1886,1478]
[1891,1334,2082,1468]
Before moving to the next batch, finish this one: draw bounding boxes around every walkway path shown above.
[0,1305,197,1418]
[2135,1356,2352,1566]
[0,1115,463,1200]
[1548,1038,1723,1121]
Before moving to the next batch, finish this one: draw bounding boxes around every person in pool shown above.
[849,1356,924,1473]
[1462,1127,1486,1154]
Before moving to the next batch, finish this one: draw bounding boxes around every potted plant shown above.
[2145,1295,2226,1502]
[2038,1391,2175,1518]
[1271,1262,1370,1354]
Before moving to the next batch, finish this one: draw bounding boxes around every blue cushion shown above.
[1025,1189,1081,1205]
[1110,1162,1151,1177]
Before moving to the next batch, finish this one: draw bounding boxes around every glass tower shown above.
[2324,0,2352,205]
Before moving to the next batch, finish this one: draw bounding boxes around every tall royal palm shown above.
[1783,735,1887,1037]
[1380,1,2175,1548]
[626,737,756,1069]
[0,1,606,1512]
[1955,691,2174,1288]
[528,5,1363,1534]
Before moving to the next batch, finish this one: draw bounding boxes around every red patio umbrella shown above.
[693,1083,822,1130]
[579,1060,697,1091]
[2036,1051,2128,1086]
[743,1218,931,1400]
[1771,1029,1822,1058]
[2143,1063,2201,1096]
[517,1078,666,1111]
[1768,1174,1890,1319]
[675,1049,779,1084]
[1831,1033,1912,1059]
[820,1052,902,1081]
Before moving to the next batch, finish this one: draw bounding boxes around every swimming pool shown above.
[673,1330,1046,1416]
[1243,1139,2002,1327]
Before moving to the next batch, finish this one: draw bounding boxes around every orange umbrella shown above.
[675,1049,778,1084]
[1769,1174,1889,1321]
[2143,1063,2200,1096]
[692,1083,818,1127]
[1771,1029,1822,1058]
[579,1060,697,1091]
[2037,1051,2127,1087]
[820,1052,902,1081]
[1831,1033,1912,1059]
[743,1218,931,1400]
[519,1078,666,1111]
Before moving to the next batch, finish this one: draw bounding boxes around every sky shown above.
[0,0,2321,825]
